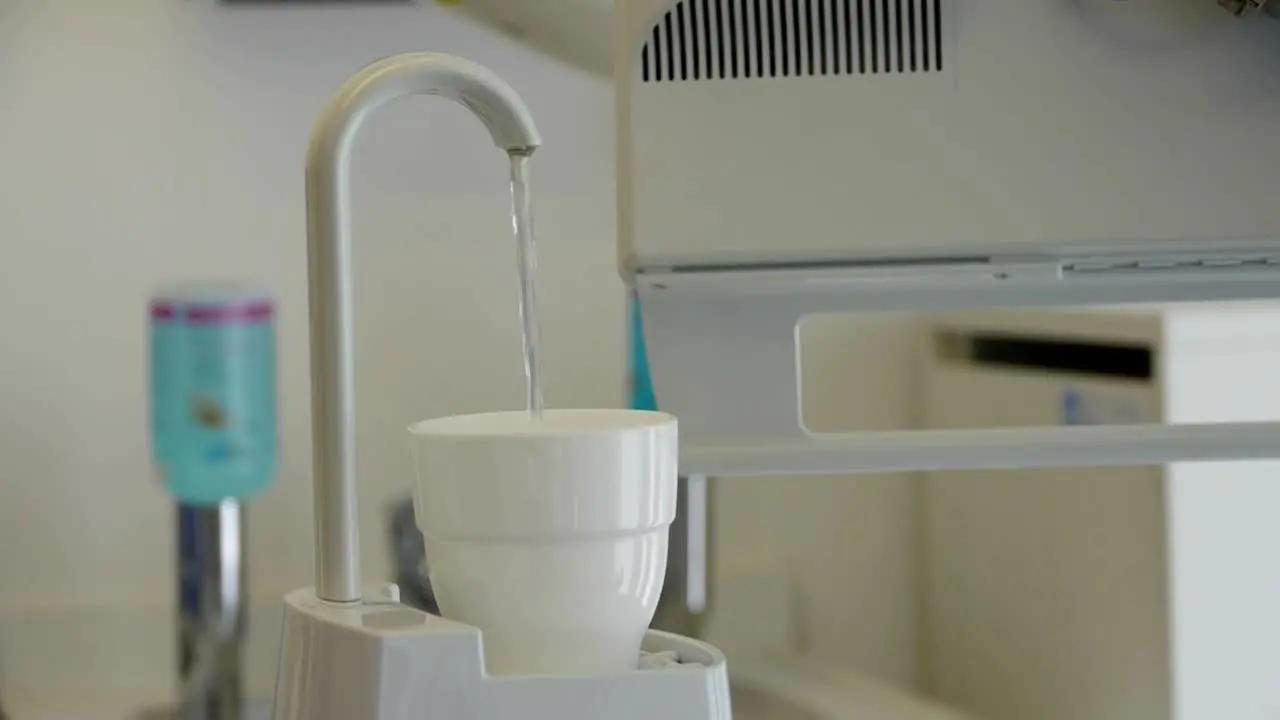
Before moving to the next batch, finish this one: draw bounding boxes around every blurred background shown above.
[2,2,1280,719]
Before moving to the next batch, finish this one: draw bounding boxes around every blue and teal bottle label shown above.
[150,294,278,505]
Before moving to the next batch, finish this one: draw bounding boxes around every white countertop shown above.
[0,601,282,720]
[5,697,152,720]
[5,697,271,720]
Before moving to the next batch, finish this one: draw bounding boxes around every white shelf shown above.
[636,246,1280,477]
[681,423,1280,477]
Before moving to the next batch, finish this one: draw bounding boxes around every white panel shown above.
[620,0,1280,266]
[1163,344,1280,720]
[921,306,1280,720]
[920,353,1170,720]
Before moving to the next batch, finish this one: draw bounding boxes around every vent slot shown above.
[641,0,943,82]
[938,333,1154,381]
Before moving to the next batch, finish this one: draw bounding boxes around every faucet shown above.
[304,52,541,605]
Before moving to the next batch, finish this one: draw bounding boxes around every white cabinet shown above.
[920,306,1280,720]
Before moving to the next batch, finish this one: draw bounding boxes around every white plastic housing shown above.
[618,0,1280,268]
[615,0,1280,476]
[270,587,732,720]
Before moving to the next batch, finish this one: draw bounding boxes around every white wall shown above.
[0,0,918,701]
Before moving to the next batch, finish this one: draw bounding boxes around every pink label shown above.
[150,301,273,324]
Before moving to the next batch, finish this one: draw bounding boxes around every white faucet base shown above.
[271,587,732,720]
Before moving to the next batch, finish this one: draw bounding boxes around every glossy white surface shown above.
[409,409,678,676]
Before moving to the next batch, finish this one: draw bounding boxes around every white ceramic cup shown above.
[409,409,678,677]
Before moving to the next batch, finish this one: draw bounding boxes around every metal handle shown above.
[176,502,246,720]
[651,474,712,638]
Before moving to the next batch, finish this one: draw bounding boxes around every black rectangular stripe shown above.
[638,0,943,82]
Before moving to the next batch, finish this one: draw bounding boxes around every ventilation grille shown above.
[640,0,944,82]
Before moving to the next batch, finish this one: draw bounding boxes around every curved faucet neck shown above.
[305,53,541,604]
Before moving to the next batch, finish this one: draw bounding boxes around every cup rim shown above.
[408,409,676,438]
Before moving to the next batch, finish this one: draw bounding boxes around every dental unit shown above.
[274,1,1280,718]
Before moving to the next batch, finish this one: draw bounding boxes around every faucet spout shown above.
[306,53,542,604]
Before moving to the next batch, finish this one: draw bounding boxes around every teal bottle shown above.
[150,288,278,506]
[627,291,658,411]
